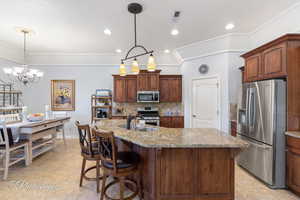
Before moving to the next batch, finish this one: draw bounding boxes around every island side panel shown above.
[156,148,235,200]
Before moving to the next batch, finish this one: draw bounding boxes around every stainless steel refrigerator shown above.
[237,79,286,188]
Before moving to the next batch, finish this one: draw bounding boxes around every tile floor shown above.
[0,139,299,200]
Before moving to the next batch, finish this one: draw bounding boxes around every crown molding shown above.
[250,2,300,35]
[181,49,246,63]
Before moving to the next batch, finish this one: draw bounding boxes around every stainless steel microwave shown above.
[137,91,159,103]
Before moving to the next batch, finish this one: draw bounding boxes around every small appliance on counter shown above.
[96,109,108,119]
[137,91,159,103]
[137,106,160,126]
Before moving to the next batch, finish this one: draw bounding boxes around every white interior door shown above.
[192,77,220,129]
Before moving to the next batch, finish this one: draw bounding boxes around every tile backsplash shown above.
[113,103,184,116]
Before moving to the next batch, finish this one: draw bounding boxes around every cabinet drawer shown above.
[287,136,300,151]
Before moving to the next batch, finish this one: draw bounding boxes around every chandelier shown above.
[3,28,44,86]
[119,3,157,76]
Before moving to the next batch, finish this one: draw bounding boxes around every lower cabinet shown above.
[160,116,184,128]
[286,136,300,196]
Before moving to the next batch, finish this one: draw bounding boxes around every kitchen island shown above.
[96,120,248,200]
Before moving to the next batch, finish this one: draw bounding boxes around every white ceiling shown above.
[0,0,299,54]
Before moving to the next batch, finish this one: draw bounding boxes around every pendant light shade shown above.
[131,58,140,74]
[119,61,126,76]
[147,54,156,72]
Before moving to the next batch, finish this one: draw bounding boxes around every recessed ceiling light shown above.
[164,49,170,53]
[116,49,122,53]
[225,23,235,30]
[171,29,179,36]
[104,28,112,35]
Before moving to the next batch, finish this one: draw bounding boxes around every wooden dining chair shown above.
[75,121,102,193]
[92,128,142,200]
[52,111,68,145]
[0,120,30,180]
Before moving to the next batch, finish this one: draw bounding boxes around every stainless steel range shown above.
[137,107,160,126]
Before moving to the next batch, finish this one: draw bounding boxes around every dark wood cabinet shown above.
[230,120,237,137]
[262,43,287,79]
[127,144,235,200]
[244,53,262,82]
[160,75,182,102]
[113,75,137,103]
[286,135,300,196]
[160,116,184,128]
[137,71,160,91]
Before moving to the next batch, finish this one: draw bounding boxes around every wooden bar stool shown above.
[75,121,102,193]
[92,128,142,200]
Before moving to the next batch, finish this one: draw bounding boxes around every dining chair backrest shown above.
[0,120,9,150]
[92,128,118,173]
[75,121,95,156]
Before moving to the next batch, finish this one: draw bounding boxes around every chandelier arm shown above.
[123,45,152,61]
[122,50,154,62]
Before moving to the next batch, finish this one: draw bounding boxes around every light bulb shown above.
[119,62,126,76]
[36,71,44,77]
[3,68,13,74]
[147,54,156,72]
[14,67,24,73]
[131,58,140,75]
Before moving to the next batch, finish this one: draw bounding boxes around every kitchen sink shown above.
[118,124,158,132]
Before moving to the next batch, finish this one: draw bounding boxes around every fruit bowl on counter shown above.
[27,113,45,122]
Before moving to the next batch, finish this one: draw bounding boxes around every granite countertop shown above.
[285,131,300,139]
[95,119,248,149]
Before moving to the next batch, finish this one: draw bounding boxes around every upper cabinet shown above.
[244,53,262,82]
[160,75,182,102]
[113,71,182,103]
[242,36,292,82]
[261,43,287,79]
[137,71,160,91]
[113,75,137,103]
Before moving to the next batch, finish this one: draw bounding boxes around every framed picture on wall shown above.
[51,80,75,111]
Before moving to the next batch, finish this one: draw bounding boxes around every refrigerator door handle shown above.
[246,88,250,127]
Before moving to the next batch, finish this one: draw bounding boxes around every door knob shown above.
[193,115,196,118]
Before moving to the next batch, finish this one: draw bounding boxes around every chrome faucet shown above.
[126,115,136,130]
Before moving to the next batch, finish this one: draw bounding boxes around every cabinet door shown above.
[149,74,159,90]
[137,74,149,91]
[169,78,182,102]
[287,150,300,193]
[262,43,287,79]
[126,78,137,102]
[160,117,171,128]
[172,116,184,128]
[159,76,182,102]
[159,78,170,102]
[114,78,126,102]
[245,54,262,82]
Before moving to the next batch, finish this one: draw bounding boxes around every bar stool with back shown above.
[92,128,142,200]
[75,121,102,193]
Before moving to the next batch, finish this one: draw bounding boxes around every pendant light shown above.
[147,53,156,72]
[131,58,140,74]
[119,61,126,76]
[119,3,155,76]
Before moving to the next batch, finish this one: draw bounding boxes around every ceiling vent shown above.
[172,11,181,23]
